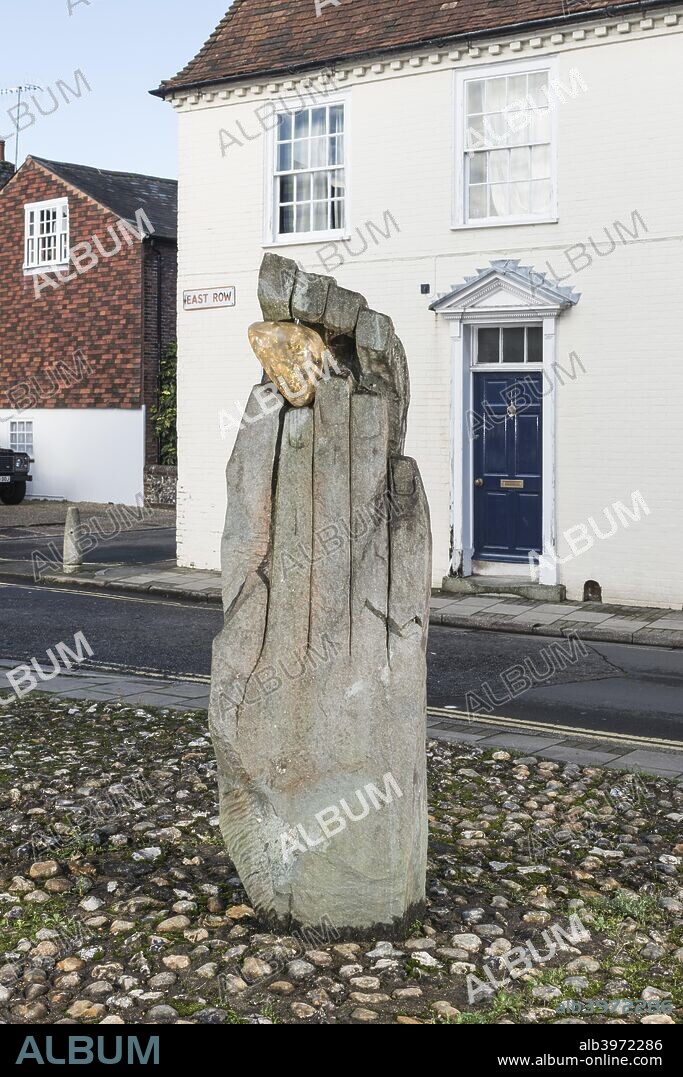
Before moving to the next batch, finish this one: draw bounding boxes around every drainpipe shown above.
[152,239,163,465]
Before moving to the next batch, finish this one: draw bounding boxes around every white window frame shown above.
[453,57,559,230]
[263,90,351,247]
[10,419,34,457]
[473,324,545,366]
[23,197,70,274]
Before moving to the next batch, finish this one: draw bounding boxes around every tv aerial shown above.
[0,85,43,164]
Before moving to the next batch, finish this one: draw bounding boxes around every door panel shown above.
[472,372,543,562]
[516,413,542,475]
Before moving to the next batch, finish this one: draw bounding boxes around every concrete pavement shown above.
[1,506,680,648]
[1,554,682,648]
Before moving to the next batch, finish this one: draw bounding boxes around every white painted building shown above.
[0,155,177,506]
[156,0,683,608]
[0,409,147,505]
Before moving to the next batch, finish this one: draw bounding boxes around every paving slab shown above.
[589,618,651,632]
[509,611,563,624]
[39,686,131,701]
[533,604,581,615]
[427,714,475,729]
[80,677,176,695]
[426,727,487,744]
[114,691,207,708]
[427,728,476,744]
[106,575,162,585]
[539,745,621,766]
[605,750,683,776]
[444,597,503,608]
[474,733,565,752]
[482,602,537,615]
[152,682,212,698]
[562,611,616,624]
[2,675,119,694]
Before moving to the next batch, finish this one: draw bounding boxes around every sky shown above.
[0,0,232,179]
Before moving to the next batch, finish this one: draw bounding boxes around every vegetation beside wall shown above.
[152,341,177,466]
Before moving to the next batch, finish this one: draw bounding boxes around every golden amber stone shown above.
[248,321,328,407]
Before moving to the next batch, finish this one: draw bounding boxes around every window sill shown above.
[263,231,351,249]
[23,264,70,277]
[451,217,558,231]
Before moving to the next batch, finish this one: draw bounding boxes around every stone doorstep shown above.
[441,574,566,603]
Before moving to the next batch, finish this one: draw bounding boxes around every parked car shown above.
[0,446,32,504]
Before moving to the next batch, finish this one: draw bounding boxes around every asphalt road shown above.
[0,526,177,566]
[1,580,682,744]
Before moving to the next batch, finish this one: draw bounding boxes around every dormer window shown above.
[24,197,69,273]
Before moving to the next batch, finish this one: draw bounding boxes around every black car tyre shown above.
[0,481,27,505]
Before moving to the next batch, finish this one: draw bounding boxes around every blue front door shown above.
[472,372,543,562]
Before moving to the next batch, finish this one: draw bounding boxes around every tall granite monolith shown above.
[209,254,432,936]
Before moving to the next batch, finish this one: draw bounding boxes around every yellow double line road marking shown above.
[81,661,210,685]
[3,579,681,754]
[427,705,683,752]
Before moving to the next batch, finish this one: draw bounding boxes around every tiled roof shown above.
[155,0,665,95]
[29,158,178,240]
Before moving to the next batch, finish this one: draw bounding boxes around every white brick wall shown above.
[173,16,683,608]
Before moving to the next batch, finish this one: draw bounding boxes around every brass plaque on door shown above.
[501,479,524,489]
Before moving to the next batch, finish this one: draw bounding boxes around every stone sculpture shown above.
[209,254,432,936]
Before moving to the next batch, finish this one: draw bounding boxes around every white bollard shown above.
[63,506,83,575]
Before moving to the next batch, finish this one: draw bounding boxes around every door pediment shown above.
[430,260,580,322]
[468,280,545,309]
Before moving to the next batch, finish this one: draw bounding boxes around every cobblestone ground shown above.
[0,697,681,1025]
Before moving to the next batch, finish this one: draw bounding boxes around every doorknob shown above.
[474,478,484,487]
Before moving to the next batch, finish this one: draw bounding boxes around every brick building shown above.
[0,141,14,191]
[156,0,681,607]
[0,154,177,504]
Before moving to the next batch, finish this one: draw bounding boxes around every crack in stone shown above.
[365,599,421,637]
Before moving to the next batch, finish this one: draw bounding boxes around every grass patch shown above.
[587,892,665,935]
